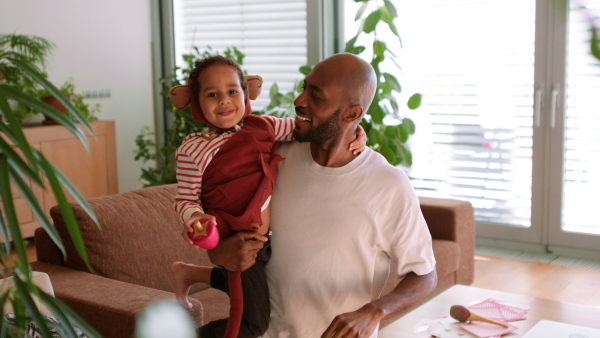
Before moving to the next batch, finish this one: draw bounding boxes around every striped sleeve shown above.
[264,116,295,141]
[174,149,204,224]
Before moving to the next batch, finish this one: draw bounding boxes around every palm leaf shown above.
[36,292,101,338]
[9,57,93,135]
[8,165,66,256]
[0,85,89,152]
[35,153,93,272]
[12,276,54,338]
[0,157,29,273]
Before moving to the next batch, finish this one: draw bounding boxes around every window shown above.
[345,0,600,256]
[172,0,308,110]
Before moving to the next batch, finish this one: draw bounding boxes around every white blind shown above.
[172,0,307,110]
[562,1,600,235]
[345,0,536,227]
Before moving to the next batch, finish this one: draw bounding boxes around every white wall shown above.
[1,0,155,193]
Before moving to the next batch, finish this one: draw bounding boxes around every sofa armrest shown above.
[34,227,66,267]
[30,261,203,338]
[418,197,475,285]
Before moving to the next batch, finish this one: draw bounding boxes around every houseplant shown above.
[0,33,100,337]
[38,78,100,125]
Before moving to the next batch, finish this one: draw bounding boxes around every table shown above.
[378,284,600,337]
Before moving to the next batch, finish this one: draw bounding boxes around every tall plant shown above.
[0,33,100,337]
[134,46,245,186]
[346,0,421,166]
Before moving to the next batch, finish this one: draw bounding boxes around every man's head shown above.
[293,53,376,144]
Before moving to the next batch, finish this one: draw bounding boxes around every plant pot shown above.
[41,95,67,125]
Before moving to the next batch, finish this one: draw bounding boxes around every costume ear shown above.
[168,85,192,110]
[247,75,263,100]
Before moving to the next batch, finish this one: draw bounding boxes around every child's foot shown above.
[171,262,195,309]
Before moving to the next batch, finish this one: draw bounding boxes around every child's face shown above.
[197,64,245,129]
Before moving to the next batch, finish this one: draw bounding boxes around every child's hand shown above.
[182,212,216,247]
[349,125,368,155]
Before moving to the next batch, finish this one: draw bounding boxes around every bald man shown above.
[208,53,437,338]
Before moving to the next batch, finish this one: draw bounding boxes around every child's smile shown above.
[197,64,246,129]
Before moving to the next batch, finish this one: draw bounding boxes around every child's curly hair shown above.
[188,55,249,106]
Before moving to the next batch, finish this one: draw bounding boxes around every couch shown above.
[31,184,474,337]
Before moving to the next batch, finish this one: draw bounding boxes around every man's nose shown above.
[293,90,306,107]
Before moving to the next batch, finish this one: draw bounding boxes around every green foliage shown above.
[38,78,100,123]
[134,46,246,187]
[592,26,600,61]
[347,0,420,167]
[0,33,99,124]
[0,34,101,337]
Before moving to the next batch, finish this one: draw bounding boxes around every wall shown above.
[1,0,155,193]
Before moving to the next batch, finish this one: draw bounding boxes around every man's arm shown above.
[321,269,438,338]
[207,231,268,271]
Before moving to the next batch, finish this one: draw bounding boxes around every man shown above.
[208,53,437,338]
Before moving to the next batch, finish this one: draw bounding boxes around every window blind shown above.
[345,0,537,227]
[562,1,600,235]
[172,0,307,110]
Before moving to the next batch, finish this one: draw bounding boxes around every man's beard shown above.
[293,108,341,143]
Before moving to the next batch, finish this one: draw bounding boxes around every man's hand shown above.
[321,303,384,338]
[207,231,268,271]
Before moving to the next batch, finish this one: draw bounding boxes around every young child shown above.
[170,55,365,338]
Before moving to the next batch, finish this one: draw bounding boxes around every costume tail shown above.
[224,270,243,338]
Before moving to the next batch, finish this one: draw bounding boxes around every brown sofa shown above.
[31,184,474,337]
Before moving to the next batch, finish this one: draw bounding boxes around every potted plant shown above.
[0,33,101,337]
[37,78,99,125]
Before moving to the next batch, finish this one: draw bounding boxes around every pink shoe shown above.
[188,219,219,249]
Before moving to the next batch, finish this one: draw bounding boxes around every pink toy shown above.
[188,219,219,249]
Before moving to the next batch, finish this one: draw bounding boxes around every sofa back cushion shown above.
[49,184,212,293]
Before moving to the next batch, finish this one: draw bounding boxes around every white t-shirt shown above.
[263,142,436,338]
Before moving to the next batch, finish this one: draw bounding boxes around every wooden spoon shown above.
[450,305,510,328]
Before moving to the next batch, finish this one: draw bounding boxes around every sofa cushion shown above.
[49,184,212,293]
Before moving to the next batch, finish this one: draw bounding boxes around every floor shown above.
[472,253,600,307]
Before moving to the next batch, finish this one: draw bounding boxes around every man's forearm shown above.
[370,269,438,322]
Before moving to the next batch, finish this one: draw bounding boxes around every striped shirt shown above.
[174,116,295,223]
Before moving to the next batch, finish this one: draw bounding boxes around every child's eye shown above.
[207,92,217,97]
[229,90,238,94]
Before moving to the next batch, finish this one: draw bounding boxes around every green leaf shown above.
[345,34,359,52]
[299,65,313,76]
[7,57,93,136]
[384,0,398,17]
[374,40,387,58]
[36,153,93,272]
[384,125,398,139]
[367,128,382,146]
[592,27,600,61]
[399,124,409,142]
[402,118,416,134]
[368,104,385,124]
[407,93,422,109]
[0,92,41,176]
[363,9,382,34]
[36,291,101,338]
[380,146,396,164]
[9,165,66,256]
[0,156,28,270]
[0,137,44,188]
[282,92,296,105]
[401,144,413,166]
[0,84,90,152]
[388,22,402,46]
[269,83,280,101]
[383,73,401,93]
[13,276,54,338]
[380,6,394,24]
[355,1,369,21]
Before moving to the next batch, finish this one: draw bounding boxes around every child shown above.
[170,55,365,338]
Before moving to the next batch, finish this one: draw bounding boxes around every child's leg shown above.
[171,262,212,309]
[197,235,272,338]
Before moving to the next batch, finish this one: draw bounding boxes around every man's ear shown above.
[168,85,192,110]
[344,105,364,123]
[247,75,263,100]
